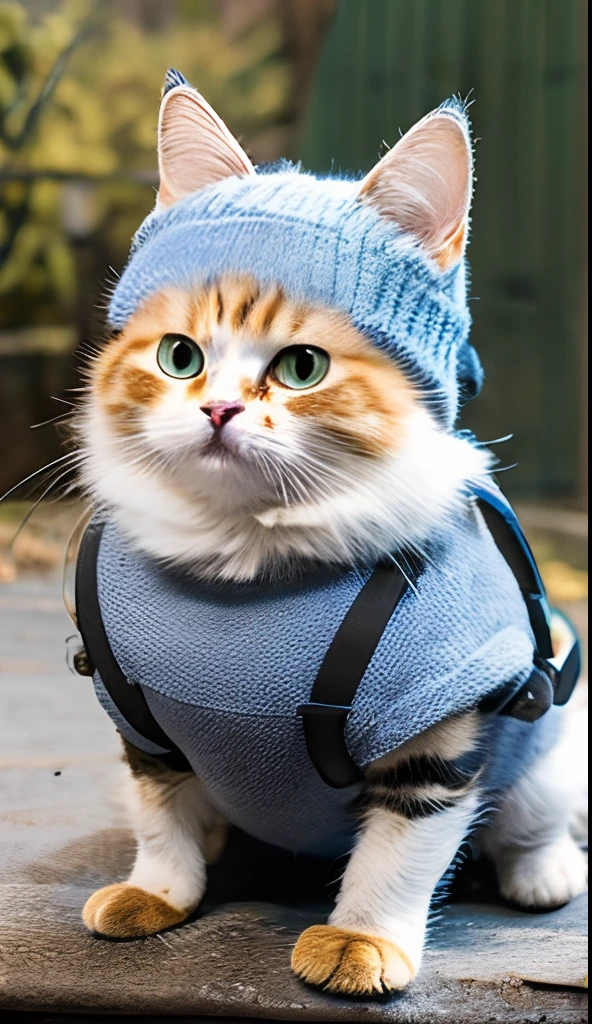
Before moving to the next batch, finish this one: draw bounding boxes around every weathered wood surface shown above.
[0,571,588,1022]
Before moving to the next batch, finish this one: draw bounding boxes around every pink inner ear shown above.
[360,113,472,265]
[158,87,255,210]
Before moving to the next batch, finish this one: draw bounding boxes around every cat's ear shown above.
[157,68,255,211]
[359,102,473,269]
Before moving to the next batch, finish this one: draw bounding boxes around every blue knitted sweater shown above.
[91,494,559,855]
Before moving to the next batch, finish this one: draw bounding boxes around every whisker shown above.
[0,453,81,505]
[10,466,79,550]
[475,433,513,446]
[31,412,72,430]
[386,552,420,596]
[50,395,77,408]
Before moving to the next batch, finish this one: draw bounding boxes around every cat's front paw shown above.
[82,882,187,938]
[498,835,588,910]
[291,925,415,995]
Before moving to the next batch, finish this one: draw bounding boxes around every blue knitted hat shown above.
[109,70,483,427]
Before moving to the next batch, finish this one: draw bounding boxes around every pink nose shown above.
[200,401,245,428]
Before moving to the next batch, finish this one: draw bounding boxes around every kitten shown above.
[75,76,587,996]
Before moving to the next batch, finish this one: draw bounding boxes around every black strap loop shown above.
[76,522,191,772]
[553,639,581,706]
[298,558,420,788]
[475,489,553,659]
[474,486,580,712]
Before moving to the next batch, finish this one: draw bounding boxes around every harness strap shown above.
[297,557,420,788]
[473,484,581,717]
[474,487,552,658]
[76,521,191,772]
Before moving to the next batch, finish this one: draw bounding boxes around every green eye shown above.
[272,346,330,390]
[157,334,204,379]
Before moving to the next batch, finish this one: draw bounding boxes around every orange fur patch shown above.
[435,221,467,270]
[186,375,208,400]
[291,924,415,995]
[104,402,140,435]
[229,280,261,330]
[247,286,285,335]
[287,367,414,457]
[121,367,165,405]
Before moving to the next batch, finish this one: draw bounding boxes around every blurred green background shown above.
[0,0,587,514]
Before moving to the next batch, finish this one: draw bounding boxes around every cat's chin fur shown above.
[81,408,493,582]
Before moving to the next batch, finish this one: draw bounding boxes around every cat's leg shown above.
[83,740,217,937]
[292,714,482,995]
[481,708,588,910]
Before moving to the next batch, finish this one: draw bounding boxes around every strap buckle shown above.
[483,624,581,723]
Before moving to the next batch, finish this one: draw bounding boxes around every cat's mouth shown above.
[199,427,249,466]
[200,434,237,461]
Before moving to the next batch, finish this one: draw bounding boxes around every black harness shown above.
[72,485,580,787]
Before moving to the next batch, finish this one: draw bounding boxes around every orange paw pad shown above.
[82,883,187,938]
[291,924,415,995]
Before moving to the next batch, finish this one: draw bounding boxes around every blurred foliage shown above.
[0,0,292,330]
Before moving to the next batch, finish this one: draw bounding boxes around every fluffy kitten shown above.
[76,79,587,997]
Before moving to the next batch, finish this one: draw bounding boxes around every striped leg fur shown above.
[292,714,483,995]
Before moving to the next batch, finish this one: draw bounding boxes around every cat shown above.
[74,72,587,996]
